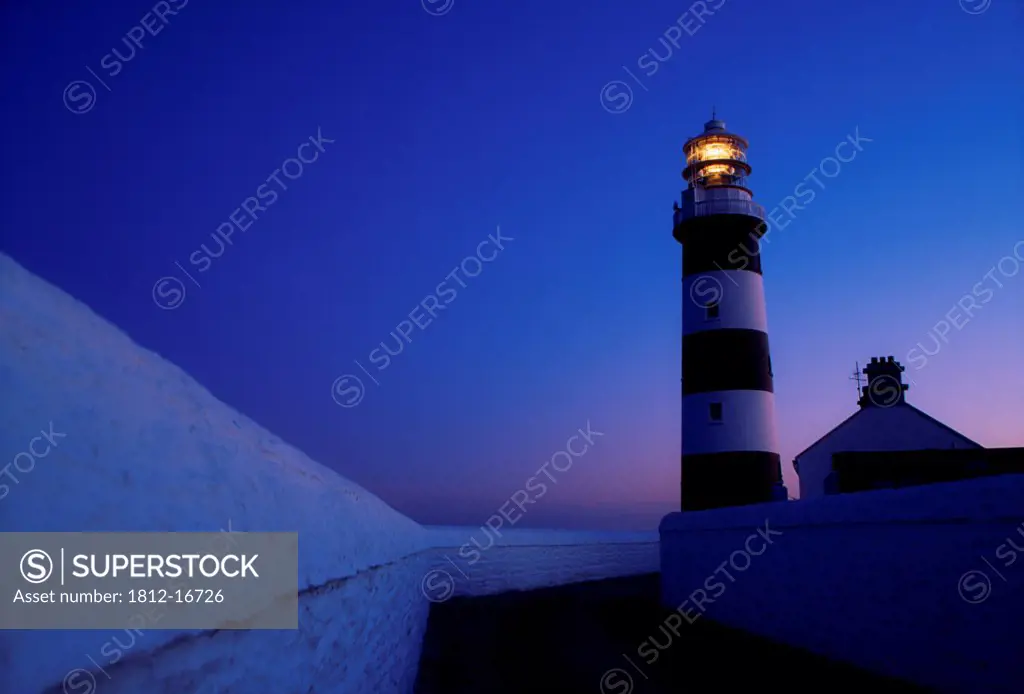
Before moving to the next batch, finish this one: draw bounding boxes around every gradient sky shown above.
[1,0,1021,530]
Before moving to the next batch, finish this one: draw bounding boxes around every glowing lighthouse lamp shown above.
[673,119,759,229]
[672,116,785,511]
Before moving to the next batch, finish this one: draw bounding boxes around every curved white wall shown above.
[660,475,1024,693]
[0,253,658,693]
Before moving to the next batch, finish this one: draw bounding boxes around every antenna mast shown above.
[849,361,864,402]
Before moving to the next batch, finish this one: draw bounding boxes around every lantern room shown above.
[672,115,765,243]
[681,118,752,189]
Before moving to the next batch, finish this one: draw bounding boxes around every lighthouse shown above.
[672,116,784,511]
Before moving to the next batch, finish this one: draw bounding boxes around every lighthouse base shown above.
[680,451,781,511]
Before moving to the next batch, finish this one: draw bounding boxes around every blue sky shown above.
[1,0,1021,529]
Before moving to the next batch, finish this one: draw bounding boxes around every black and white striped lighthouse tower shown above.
[672,116,783,511]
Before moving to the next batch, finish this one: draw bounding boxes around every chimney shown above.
[858,355,909,409]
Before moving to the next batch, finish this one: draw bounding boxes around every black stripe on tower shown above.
[681,452,781,511]
[682,329,774,394]
[677,214,767,276]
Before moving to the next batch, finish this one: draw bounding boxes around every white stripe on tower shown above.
[681,391,778,455]
[682,270,768,335]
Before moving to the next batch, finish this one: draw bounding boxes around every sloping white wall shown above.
[0,253,658,694]
[42,556,436,694]
[0,252,432,692]
[661,475,1024,693]
[796,405,981,499]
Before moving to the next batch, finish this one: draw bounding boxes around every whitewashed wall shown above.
[661,475,1024,693]
[422,528,658,601]
[39,555,434,694]
[0,253,658,694]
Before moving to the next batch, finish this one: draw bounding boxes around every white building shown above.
[794,356,981,499]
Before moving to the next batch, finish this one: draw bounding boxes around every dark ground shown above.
[415,573,934,693]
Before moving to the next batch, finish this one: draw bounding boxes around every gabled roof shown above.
[793,403,982,463]
[908,405,984,449]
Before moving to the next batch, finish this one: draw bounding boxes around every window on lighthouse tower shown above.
[705,302,720,320]
[709,402,723,423]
